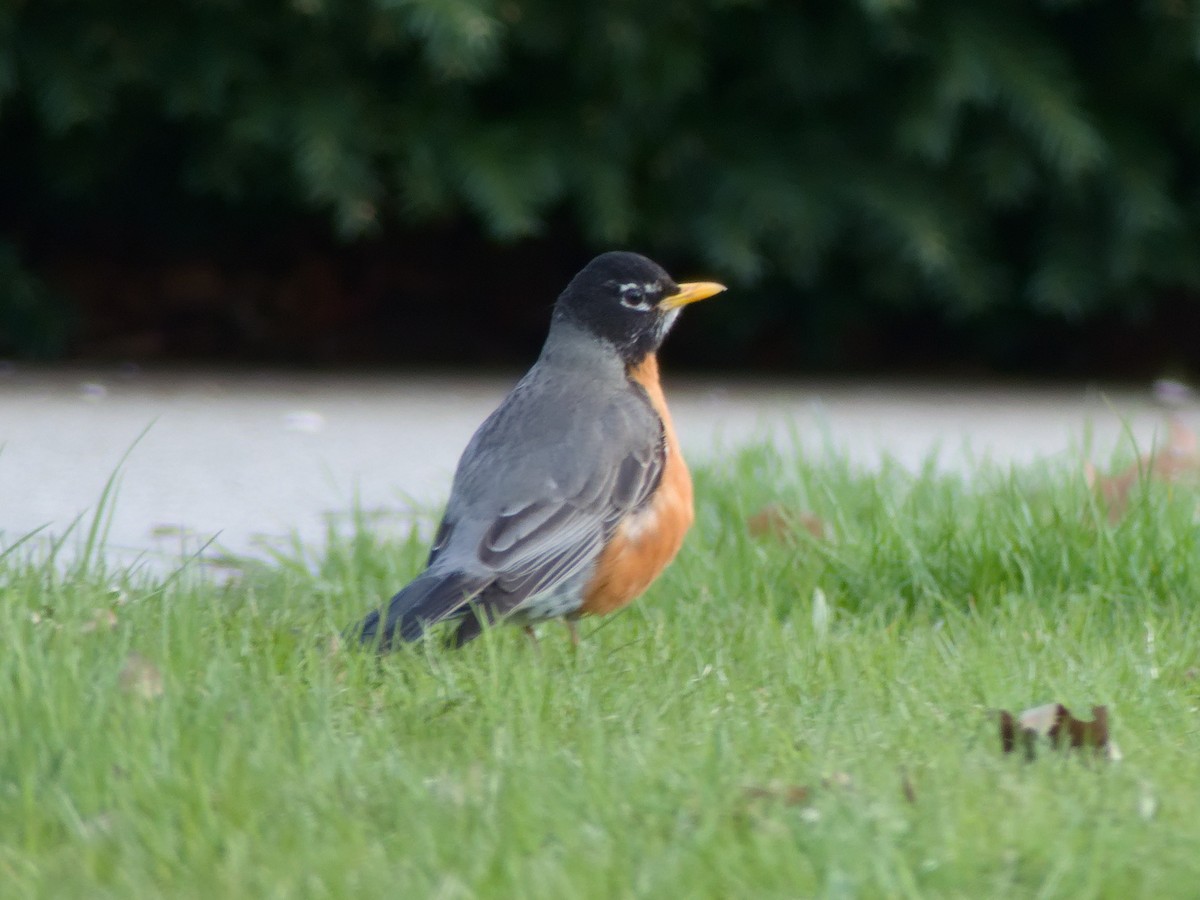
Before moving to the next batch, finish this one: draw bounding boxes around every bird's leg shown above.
[523,625,541,647]
[564,619,580,647]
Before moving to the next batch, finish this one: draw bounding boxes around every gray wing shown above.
[383,372,665,641]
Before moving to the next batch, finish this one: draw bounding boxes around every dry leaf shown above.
[742,783,811,805]
[747,503,828,541]
[1087,416,1200,522]
[119,652,164,700]
[999,703,1111,760]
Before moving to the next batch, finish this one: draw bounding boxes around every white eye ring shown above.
[616,282,653,311]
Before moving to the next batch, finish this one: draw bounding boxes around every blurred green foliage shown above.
[3,0,1200,359]
[0,242,72,358]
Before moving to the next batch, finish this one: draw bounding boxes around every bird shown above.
[353,251,725,649]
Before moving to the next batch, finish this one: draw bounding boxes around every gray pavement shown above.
[0,367,1177,562]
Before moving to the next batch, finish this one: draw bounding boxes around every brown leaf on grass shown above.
[747,503,828,541]
[1087,416,1200,522]
[900,767,917,804]
[999,703,1111,760]
[741,783,811,806]
[119,652,164,700]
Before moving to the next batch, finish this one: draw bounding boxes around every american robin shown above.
[354,251,725,649]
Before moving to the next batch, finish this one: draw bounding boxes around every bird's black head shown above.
[552,251,725,365]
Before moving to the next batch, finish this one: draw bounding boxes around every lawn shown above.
[2,442,1198,898]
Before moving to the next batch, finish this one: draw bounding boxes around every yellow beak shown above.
[661,281,727,309]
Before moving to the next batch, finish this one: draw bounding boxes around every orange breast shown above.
[579,355,694,617]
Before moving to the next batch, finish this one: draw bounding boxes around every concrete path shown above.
[0,366,1178,562]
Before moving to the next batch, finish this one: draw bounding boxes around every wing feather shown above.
[363,369,668,645]
[471,431,663,607]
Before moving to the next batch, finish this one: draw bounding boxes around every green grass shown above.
[3,443,1200,898]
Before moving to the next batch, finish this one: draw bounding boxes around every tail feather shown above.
[354,571,482,651]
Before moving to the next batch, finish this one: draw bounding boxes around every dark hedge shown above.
[3,0,1200,366]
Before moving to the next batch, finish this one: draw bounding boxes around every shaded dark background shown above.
[4,0,1200,378]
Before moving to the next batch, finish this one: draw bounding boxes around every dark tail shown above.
[352,571,481,651]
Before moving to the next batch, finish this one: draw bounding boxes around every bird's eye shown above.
[617,282,653,312]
